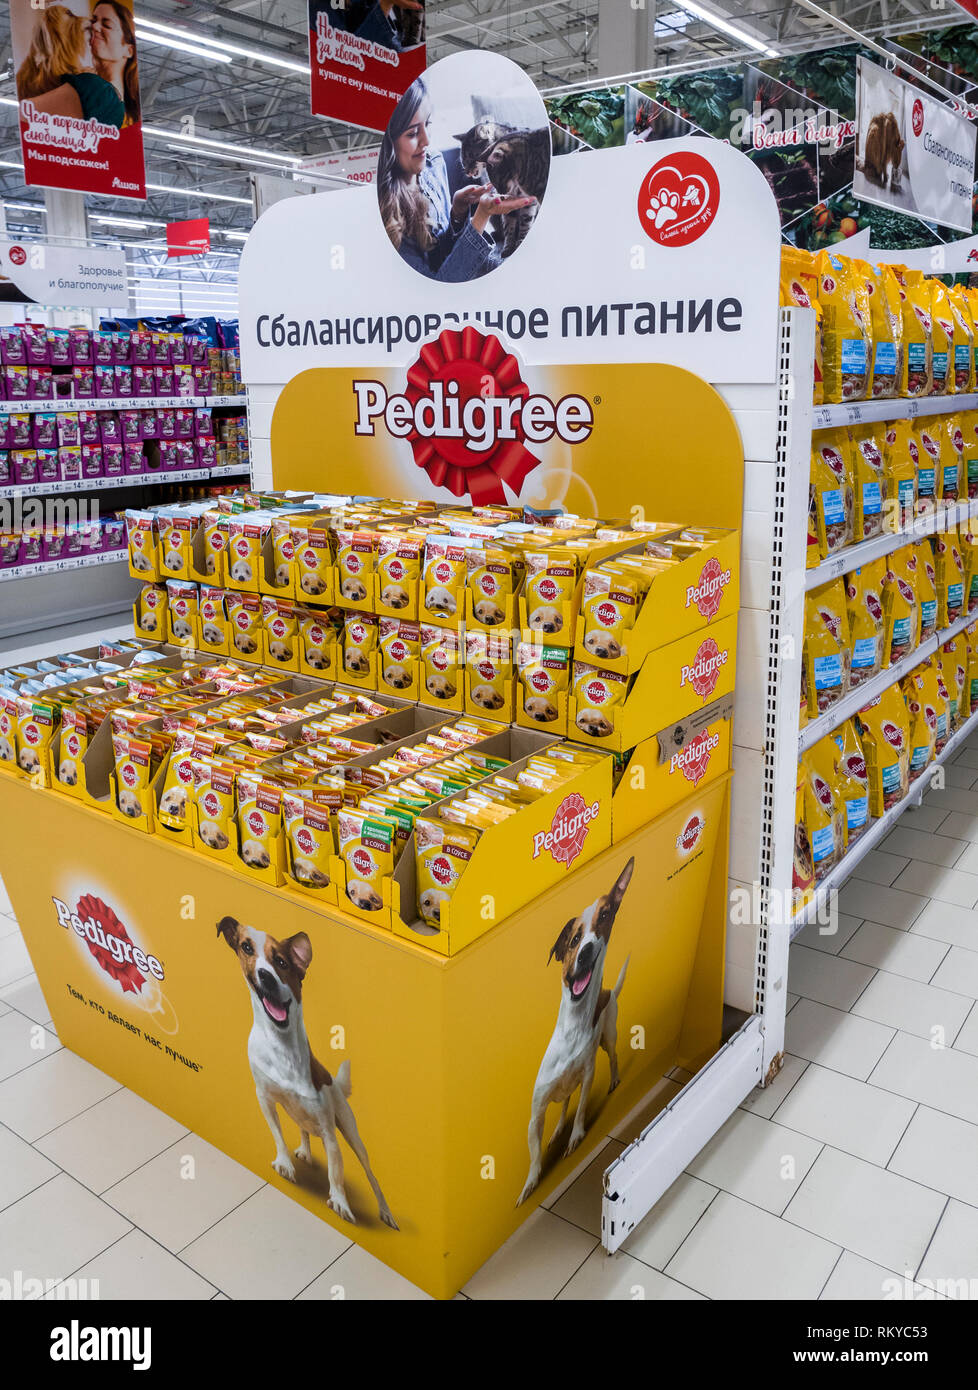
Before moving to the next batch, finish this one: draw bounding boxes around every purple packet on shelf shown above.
[133,364,155,397]
[57,413,80,446]
[72,365,95,398]
[124,443,145,475]
[176,440,196,470]
[120,410,141,442]
[5,366,29,399]
[58,446,82,482]
[113,329,132,364]
[19,532,43,565]
[196,438,217,468]
[102,516,125,550]
[99,412,120,444]
[157,409,176,440]
[69,328,92,365]
[131,330,152,364]
[170,334,189,365]
[150,331,170,364]
[0,531,20,566]
[175,408,195,438]
[155,366,175,396]
[43,531,67,563]
[0,452,9,485]
[52,374,74,400]
[159,441,178,471]
[47,329,71,367]
[93,330,115,365]
[36,448,60,483]
[193,367,213,395]
[32,413,57,448]
[0,327,26,365]
[115,364,133,396]
[95,364,116,398]
[29,365,53,399]
[63,528,84,559]
[102,443,124,476]
[190,336,208,364]
[140,409,157,439]
[194,408,213,437]
[80,444,103,478]
[174,363,195,397]
[24,324,49,364]
[11,450,37,484]
[78,411,100,444]
[8,413,32,447]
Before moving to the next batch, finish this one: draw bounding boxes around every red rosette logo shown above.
[530,670,550,693]
[235,613,250,630]
[431,854,453,886]
[677,814,704,853]
[75,894,147,995]
[882,720,903,750]
[281,539,294,561]
[678,730,713,786]
[861,441,882,469]
[389,639,407,661]
[538,577,559,602]
[907,552,918,571]
[235,538,249,558]
[173,600,187,619]
[271,617,286,638]
[349,623,365,645]
[585,679,607,704]
[694,557,727,620]
[843,752,867,781]
[309,625,325,646]
[846,580,857,601]
[897,579,915,606]
[477,660,495,680]
[121,762,137,788]
[9,246,26,267]
[434,561,452,583]
[912,97,924,136]
[296,828,315,856]
[432,649,448,672]
[202,790,220,817]
[924,704,937,732]
[479,573,498,596]
[596,601,618,626]
[387,558,405,582]
[921,432,939,460]
[689,638,722,699]
[908,440,920,466]
[821,446,844,479]
[23,723,40,746]
[65,732,79,757]
[791,279,811,309]
[866,593,883,622]
[176,758,194,785]
[352,847,373,878]
[0,713,10,736]
[813,775,833,811]
[247,810,265,837]
[822,276,836,294]
[913,306,932,333]
[638,150,720,247]
[402,329,540,505]
[346,553,361,575]
[954,428,964,451]
[209,535,222,553]
[548,792,592,867]
[301,548,316,568]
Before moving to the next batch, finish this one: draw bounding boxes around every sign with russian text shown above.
[0,238,128,308]
[308,0,426,133]
[11,0,146,200]
[167,217,210,258]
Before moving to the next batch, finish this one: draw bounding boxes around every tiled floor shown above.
[2,623,978,1299]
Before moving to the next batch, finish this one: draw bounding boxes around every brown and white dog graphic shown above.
[217,916,397,1229]
[517,858,633,1206]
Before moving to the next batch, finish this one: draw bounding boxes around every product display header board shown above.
[0,237,128,308]
[10,0,146,199]
[854,57,977,234]
[308,0,426,133]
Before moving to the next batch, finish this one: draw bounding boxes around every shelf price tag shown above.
[845,404,863,424]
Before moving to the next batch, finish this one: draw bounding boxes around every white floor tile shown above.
[102,1134,264,1253]
[0,1046,119,1142]
[740,1053,809,1119]
[618,1173,718,1270]
[952,744,978,768]
[883,825,968,868]
[930,945,978,1000]
[940,762,978,790]
[820,1250,942,1301]
[0,876,13,916]
[774,1063,915,1165]
[784,1146,945,1276]
[0,916,20,942]
[786,992,800,1012]
[850,971,973,1043]
[686,1109,821,1215]
[0,1122,59,1212]
[900,804,949,833]
[870,1031,978,1126]
[0,1173,131,1286]
[179,1185,352,1301]
[892,860,978,909]
[0,1010,61,1084]
[916,1200,978,1290]
[836,878,928,931]
[0,974,53,1025]
[852,849,911,886]
[606,1076,681,1144]
[937,811,978,842]
[665,1191,840,1301]
[53,1229,216,1301]
[549,1140,623,1235]
[889,1106,978,1207]
[461,1209,596,1300]
[0,933,34,989]
[910,900,978,950]
[36,1088,189,1193]
[949,839,978,875]
[298,1243,429,1300]
[954,1003,978,1058]
[924,785,978,815]
[786,998,894,1080]
[793,912,860,957]
[787,944,875,1011]
[557,1247,704,1300]
[840,920,949,983]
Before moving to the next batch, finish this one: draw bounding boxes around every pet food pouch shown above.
[236,776,282,873]
[857,685,910,817]
[342,611,378,678]
[572,662,628,739]
[867,262,903,398]
[198,587,228,649]
[849,424,885,540]
[137,583,167,637]
[269,517,294,590]
[517,642,571,723]
[902,666,942,777]
[158,513,193,576]
[580,566,642,661]
[336,528,376,604]
[883,545,919,663]
[226,593,262,656]
[966,622,978,721]
[846,561,885,688]
[299,611,338,672]
[422,538,466,619]
[126,510,157,578]
[793,759,815,908]
[376,531,422,610]
[804,579,851,717]
[465,632,513,715]
[226,518,264,587]
[804,739,845,882]
[166,579,198,644]
[945,413,967,502]
[283,791,335,890]
[261,597,297,663]
[524,548,578,636]
[466,544,518,626]
[337,809,393,912]
[781,246,824,403]
[949,285,976,393]
[914,418,941,514]
[378,618,420,693]
[292,524,333,600]
[939,633,967,730]
[898,270,933,397]
[111,731,154,815]
[421,624,461,701]
[929,280,956,395]
[916,543,938,642]
[158,731,198,829]
[831,719,870,850]
[881,419,917,533]
[193,760,236,851]
[934,526,965,628]
[815,251,872,402]
[961,522,978,616]
[415,818,481,927]
[811,431,855,555]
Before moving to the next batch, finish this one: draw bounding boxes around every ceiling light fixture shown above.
[145,125,300,165]
[672,0,779,57]
[137,18,310,74]
[146,183,251,206]
[135,28,233,63]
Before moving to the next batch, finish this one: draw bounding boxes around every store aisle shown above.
[1,633,976,1300]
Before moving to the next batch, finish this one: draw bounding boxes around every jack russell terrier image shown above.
[517,858,633,1206]
[217,916,397,1230]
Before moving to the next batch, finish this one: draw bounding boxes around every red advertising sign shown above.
[167,217,210,258]
[308,0,426,134]
[11,0,145,199]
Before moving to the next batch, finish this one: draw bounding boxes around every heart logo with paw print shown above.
[638,150,720,247]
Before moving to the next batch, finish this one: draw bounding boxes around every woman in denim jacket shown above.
[378,77,535,283]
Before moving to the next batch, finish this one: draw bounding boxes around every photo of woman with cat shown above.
[377,54,551,283]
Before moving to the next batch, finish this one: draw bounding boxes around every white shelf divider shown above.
[0,550,127,584]
[1,464,249,498]
[0,394,247,415]
[813,391,978,430]
[806,499,978,591]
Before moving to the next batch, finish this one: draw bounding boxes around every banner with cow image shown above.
[10,0,146,199]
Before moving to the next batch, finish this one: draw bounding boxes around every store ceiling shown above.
[0,0,969,277]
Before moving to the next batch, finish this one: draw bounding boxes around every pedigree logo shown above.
[680,638,728,700]
[676,814,705,853]
[532,791,599,867]
[686,558,730,621]
[53,894,164,993]
[669,728,720,786]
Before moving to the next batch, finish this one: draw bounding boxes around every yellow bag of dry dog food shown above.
[882,419,917,532]
[949,285,977,394]
[291,524,333,600]
[811,431,854,556]
[517,642,570,723]
[896,269,933,398]
[378,617,419,693]
[126,511,157,578]
[793,758,815,909]
[930,280,956,395]
[283,790,334,890]
[415,817,481,927]
[137,583,167,637]
[845,560,885,689]
[422,538,467,620]
[934,527,965,628]
[376,531,422,610]
[804,739,845,882]
[815,250,872,402]
[831,719,870,850]
[781,246,824,403]
[856,685,910,816]
[572,661,628,739]
[421,624,461,701]
[226,593,262,657]
[262,597,298,663]
[849,424,885,541]
[941,633,968,730]
[883,545,919,664]
[524,548,578,636]
[236,775,282,873]
[337,808,394,912]
[465,632,513,714]
[198,586,227,649]
[867,262,903,398]
[916,542,938,642]
[804,579,851,717]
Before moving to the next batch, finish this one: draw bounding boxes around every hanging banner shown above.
[294,145,381,189]
[11,0,146,200]
[167,217,210,258]
[307,0,426,134]
[0,238,128,308]
[852,57,976,234]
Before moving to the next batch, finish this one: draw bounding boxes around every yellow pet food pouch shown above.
[421,624,461,701]
[298,610,337,672]
[270,516,295,590]
[811,430,854,555]
[804,579,850,716]
[856,685,909,816]
[227,593,262,656]
[415,817,481,926]
[422,538,466,619]
[376,531,422,610]
[517,642,571,723]
[849,424,885,540]
[283,790,335,889]
[341,611,378,679]
[262,597,298,663]
[336,528,377,604]
[572,662,628,739]
[192,759,235,851]
[236,775,282,872]
[226,518,263,587]
[883,545,919,663]
[165,579,198,644]
[337,809,393,912]
[465,632,513,714]
[137,583,167,636]
[524,548,578,635]
[378,617,420,693]
[816,250,872,402]
[198,586,228,648]
[804,738,845,882]
[112,731,154,817]
[845,560,885,688]
[292,524,333,600]
[126,510,157,577]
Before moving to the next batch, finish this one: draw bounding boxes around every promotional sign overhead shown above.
[294,145,381,190]
[307,0,426,134]
[853,57,976,234]
[167,217,210,258]
[10,0,146,200]
[0,238,128,308]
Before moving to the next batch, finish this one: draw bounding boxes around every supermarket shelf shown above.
[806,499,978,590]
[799,605,978,755]
[0,550,127,584]
[813,391,978,430]
[0,394,246,415]
[791,701,978,934]
[2,465,248,498]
